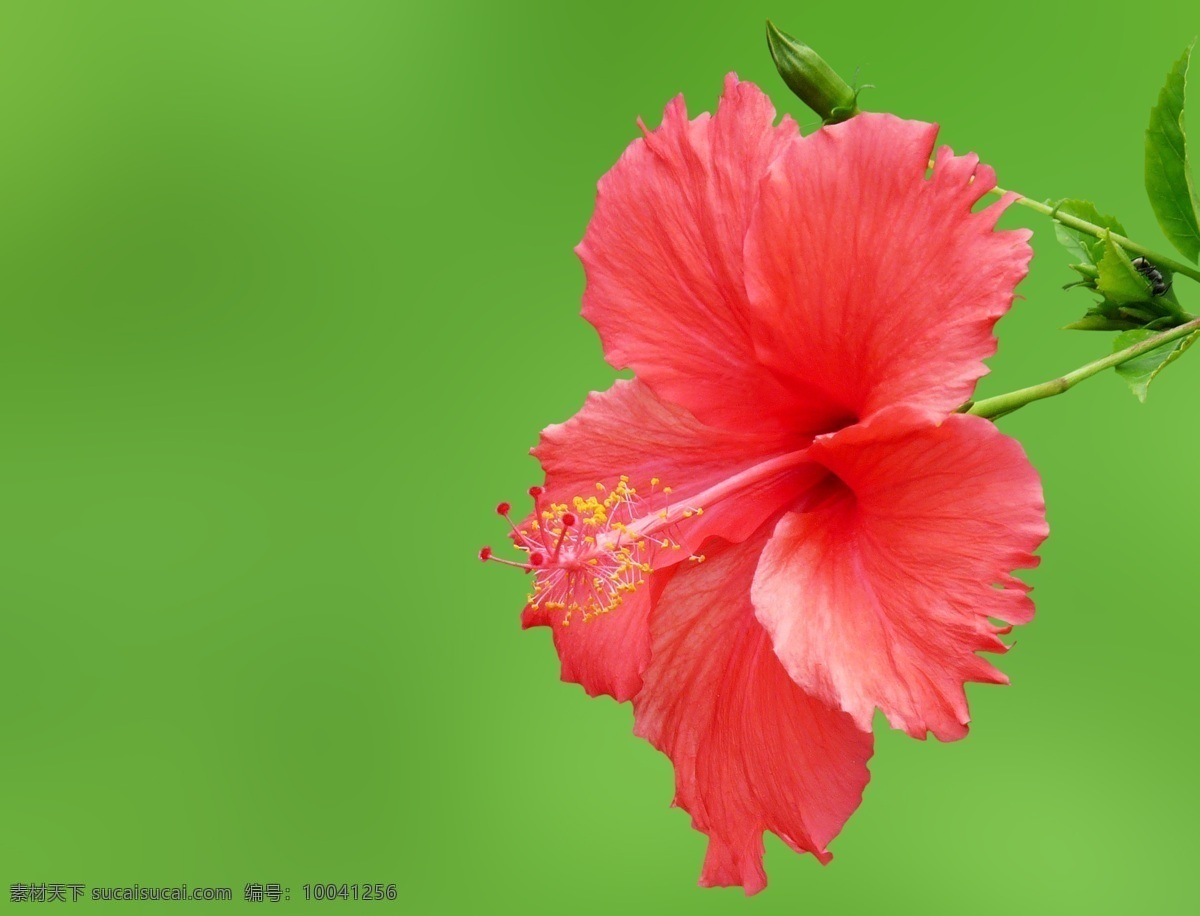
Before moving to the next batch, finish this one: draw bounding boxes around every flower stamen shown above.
[484,475,697,625]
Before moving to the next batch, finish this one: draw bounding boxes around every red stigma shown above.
[529,552,546,567]
[496,501,511,515]
[528,485,544,498]
[479,546,492,561]
[562,512,577,527]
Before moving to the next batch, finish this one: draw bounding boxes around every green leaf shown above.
[1113,327,1200,401]
[1050,199,1128,265]
[1096,232,1153,305]
[1145,41,1200,262]
[1054,223,1090,264]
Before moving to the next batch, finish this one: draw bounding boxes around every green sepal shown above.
[1062,315,1141,331]
[1113,327,1200,401]
[1096,232,1153,305]
[1117,305,1158,324]
[1145,41,1200,262]
[766,21,860,124]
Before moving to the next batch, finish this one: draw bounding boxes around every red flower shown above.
[489,75,1047,893]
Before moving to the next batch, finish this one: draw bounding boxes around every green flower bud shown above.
[766,21,860,125]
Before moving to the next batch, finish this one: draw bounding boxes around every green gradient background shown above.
[0,0,1198,912]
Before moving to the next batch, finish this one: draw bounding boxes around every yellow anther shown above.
[663,486,673,494]
[508,474,672,626]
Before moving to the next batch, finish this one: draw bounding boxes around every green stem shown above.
[965,315,1200,419]
[990,185,1200,284]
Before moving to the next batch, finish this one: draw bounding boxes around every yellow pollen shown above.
[493,473,702,626]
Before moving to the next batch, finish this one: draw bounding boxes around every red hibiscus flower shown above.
[487,74,1048,894]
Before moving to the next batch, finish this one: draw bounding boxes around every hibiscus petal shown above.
[633,532,873,895]
[578,75,842,435]
[533,378,819,548]
[751,407,1048,741]
[521,565,676,702]
[521,378,824,701]
[744,113,1032,421]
